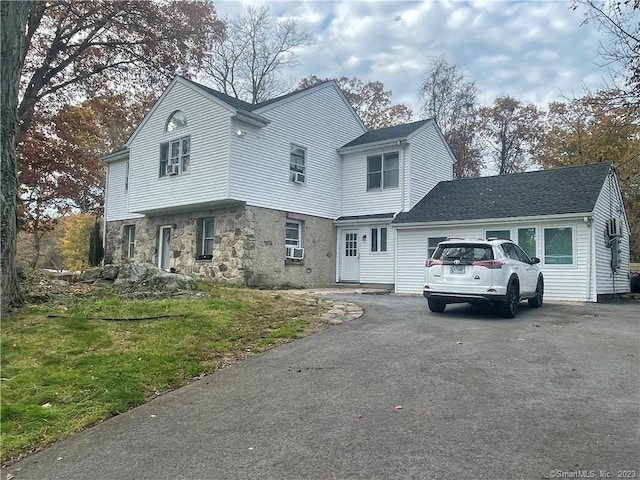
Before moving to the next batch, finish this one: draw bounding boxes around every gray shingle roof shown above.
[340,119,432,149]
[183,77,335,112]
[393,162,613,224]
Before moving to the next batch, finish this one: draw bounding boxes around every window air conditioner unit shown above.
[291,171,305,184]
[285,246,304,259]
[166,163,179,176]
[606,217,623,238]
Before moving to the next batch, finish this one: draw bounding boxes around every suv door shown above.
[502,242,537,294]
[512,243,539,294]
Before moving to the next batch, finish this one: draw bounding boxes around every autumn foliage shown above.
[58,214,97,272]
[298,76,413,130]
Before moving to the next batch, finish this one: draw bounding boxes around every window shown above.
[371,227,388,252]
[196,218,215,259]
[160,136,190,177]
[125,225,136,258]
[125,161,129,190]
[166,110,187,132]
[428,237,447,259]
[367,152,399,190]
[543,227,574,265]
[285,220,302,248]
[502,242,530,263]
[517,228,537,258]
[290,145,306,183]
[486,229,511,240]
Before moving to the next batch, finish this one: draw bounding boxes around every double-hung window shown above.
[290,145,306,183]
[367,152,399,190]
[196,217,215,259]
[285,220,302,248]
[160,136,190,177]
[371,227,388,252]
[125,225,136,258]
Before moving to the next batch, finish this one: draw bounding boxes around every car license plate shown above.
[450,265,464,274]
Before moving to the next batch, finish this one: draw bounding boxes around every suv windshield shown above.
[433,243,494,263]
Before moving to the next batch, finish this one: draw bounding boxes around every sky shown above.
[213,0,616,117]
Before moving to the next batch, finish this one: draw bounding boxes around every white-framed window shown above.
[290,145,306,183]
[486,229,511,240]
[125,225,136,258]
[125,161,130,190]
[367,152,399,190]
[160,136,190,177]
[517,227,537,259]
[166,110,187,132]
[428,237,447,259]
[543,226,575,265]
[196,217,215,259]
[371,227,388,252]
[285,220,302,248]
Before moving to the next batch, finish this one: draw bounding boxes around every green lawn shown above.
[0,282,327,465]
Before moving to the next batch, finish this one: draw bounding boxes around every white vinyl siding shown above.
[229,84,365,219]
[341,225,394,283]
[104,159,144,222]
[341,149,405,216]
[340,121,454,218]
[127,80,233,214]
[406,122,455,209]
[593,174,630,295]
[395,219,592,301]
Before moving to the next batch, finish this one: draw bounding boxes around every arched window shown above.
[166,110,187,132]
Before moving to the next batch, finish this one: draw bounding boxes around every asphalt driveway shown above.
[4,295,639,480]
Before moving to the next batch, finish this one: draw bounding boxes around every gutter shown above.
[338,137,408,155]
[392,212,596,228]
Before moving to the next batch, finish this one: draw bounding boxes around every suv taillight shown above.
[472,259,504,269]
[426,259,443,267]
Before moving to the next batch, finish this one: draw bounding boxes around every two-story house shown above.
[103,77,630,301]
[103,77,455,288]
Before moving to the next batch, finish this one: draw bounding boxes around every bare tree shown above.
[575,0,639,104]
[205,5,314,103]
[420,56,483,178]
[478,96,544,175]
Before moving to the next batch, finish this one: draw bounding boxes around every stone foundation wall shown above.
[104,205,336,288]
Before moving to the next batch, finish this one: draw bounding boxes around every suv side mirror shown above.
[530,257,541,264]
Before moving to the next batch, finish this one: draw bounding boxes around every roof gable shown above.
[393,162,613,224]
[126,77,238,147]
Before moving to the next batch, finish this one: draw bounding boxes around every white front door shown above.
[158,225,172,270]
[340,230,359,282]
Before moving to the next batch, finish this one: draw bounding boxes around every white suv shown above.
[423,238,543,318]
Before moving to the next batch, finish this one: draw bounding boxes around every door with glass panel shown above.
[340,230,359,282]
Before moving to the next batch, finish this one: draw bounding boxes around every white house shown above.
[102,77,455,288]
[392,163,631,301]
[103,77,630,301]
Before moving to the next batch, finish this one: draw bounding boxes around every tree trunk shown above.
[1,1,31,315]
[29,230,42,269]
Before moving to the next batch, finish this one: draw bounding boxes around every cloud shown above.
[213,1,612,114]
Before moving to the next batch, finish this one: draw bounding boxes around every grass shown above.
[0,281,328,465]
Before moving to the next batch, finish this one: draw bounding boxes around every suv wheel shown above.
[528,276,544,308]
[427,298,446,313]
[501,280,519,318]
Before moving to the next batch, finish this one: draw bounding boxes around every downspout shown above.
[392,141,408,293]
[585,215,593,301]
